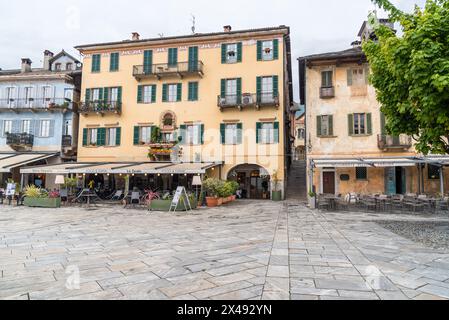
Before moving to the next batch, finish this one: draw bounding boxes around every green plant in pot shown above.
[203,178,221,207]
[23,185,61,208]
[271,171,282,201]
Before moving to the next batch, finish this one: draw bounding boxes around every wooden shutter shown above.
[143,50,153,74]
[188,82,198,101]
[328,115,334,136]
[188,46,198,71]
[220,79,226,98]
[115,127,121,146]
[110,53,119,71]
[237,42,242,62]
[151,85,157,103]
[92,54,100,72]
[273,75,279,97]
[82,128,88,146]
[347,68,353,86]
[273,122,279,143]
[133,126,140,145]
[85,89,91,102]
[200,124,205,145]
[97,128,106,146]
[317,116,322,137]
[162,84,168,102]
[220,124,226,144]
[221,44,227,64]
[177,84,182,102]
[257,41,263,61]
[168,48,178,66]
[237,123,243,144]
[236,78,242,104]
[273,39,279,60]
[367,113,372,135]
[256,77,262,101]
[180,124,187,145]
[117,87,122,103]
[137,85,143,103]
[102,88,107,102]
[256,122,262,144]
[348,114,354,135]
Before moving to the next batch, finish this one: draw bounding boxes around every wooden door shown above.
[322,172,335,195]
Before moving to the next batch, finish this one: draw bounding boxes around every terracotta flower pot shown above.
[218,198,223,206]
[206,197,219,208]
[231,195,236,201]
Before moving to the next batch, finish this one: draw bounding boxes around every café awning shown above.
[311,156,449,169]
[0,152,58,173]
[20,161,222,175]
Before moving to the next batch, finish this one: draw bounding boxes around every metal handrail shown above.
[0,98,73,109]
[133,61,204,77]
[217,92,280,108]
[80,100,122,113]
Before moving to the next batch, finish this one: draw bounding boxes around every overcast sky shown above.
[0,0,425,100]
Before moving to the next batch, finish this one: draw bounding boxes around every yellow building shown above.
[300,22,449,197]
[61,26,292,199]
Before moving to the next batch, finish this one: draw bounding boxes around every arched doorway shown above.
[227,164,271,200]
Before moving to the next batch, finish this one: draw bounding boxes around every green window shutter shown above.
[273,75,279,97]
[317,116,322,136]
[85,89,91,102]
[221,44,227,64]
[188,82,198,101]
[92,54,100,72]
[143,50,153,74]
[97,128,106,146]
[151,85,157,103]
[137,86,143,103]
[236,78,242,104]
[367,113,373,135]
[162,84,168,102]
[180,124,187,145]
[188,46,198,71]
[177,84,182,102]
[220,124,226,144]
[200,124,205,145]
[328,115,334,136]
[117,87,122,103]
[347,68,353,86]
[273,122,280,143]
[133,126,140,145]
[237,123,243,144]
[257,41,263,61]
[115,127,121,146]
[168,48,178,66]
[220,79,226,97]
[237,42,242,62]
[348,114,354,135]
[188,82,192,101]
[110,53,119,71]
[102,88,108,102]
[256,77,262,101]
[273,39,279,60]
[256,122,262,144]
[380,112,387,135]
[82,128,88,146]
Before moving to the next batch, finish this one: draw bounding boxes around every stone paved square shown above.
[1,201,449,300]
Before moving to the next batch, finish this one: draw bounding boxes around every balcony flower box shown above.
[24,197,61,208]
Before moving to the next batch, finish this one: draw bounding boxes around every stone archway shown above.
[227,164,271,200]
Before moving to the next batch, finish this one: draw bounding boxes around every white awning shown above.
[0,153,58,173]
[311,156,449,169]
[20,162,222,175]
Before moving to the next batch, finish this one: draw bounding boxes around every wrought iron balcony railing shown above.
[378,134,412,151]
[218,92,280,111]
[320,87,335,99]
[0,98,74,111]
[80,101,122,115]
[6,133,34,149]
[133,61,204,80]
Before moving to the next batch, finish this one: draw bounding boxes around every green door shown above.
[385,167,396,195]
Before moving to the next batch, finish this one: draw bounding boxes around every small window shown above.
[428,165,440,180]
[21,120,31,134]
[356,167,368,180]
[353,113,366,135]
[88,128,98,145]
[348,67,366,86]
[185,124,202,145]
[91,54,101,72]
[225,124,238,145]
[55,63,62,71]
[66,63,73,71]
[3,120,12,135]
[168,84,178,102]
[317,115,333,137]
[321,71,333,88]
[110,52,119,72]
[226,44,238,63]
[142,85,154,103]
[140,126,152,144]
[260,123,275,144]
[262,40,274,61]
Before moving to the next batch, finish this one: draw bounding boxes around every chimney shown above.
[43,50,54,70]
[132,32,140,41]
[223,25,232,33]
[21,58,32,73]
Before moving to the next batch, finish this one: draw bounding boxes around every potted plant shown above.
[23,185,61,208]
[271,171,283,201]
[203,178,220,207]
[228,181,239,201]
[308,191,316,209]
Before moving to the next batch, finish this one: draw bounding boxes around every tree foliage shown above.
[363,0,449,154]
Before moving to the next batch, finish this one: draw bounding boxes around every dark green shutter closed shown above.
[97,128,106,146]
[110,53,119,71]
[317,116,322,136]
[367,113,372,135]
[101,88,106,102]
[257,41,263,61]
[237,123,243,144]
[256,122,262,144]
[273,39,279,60]
[328,115,334,136]
[236,78,242,104]
[188,82,198,101]
[137,86,143,103]
[82,128,88,146]
[115,127,121,146]
[188,46,198,71]
[200,124,205,145]
[256,77,262,101]
[133,126,140,145]
[221,44,227,64]
[151,85,157,103]
[85,89,91,102]
[273,75,279,97]
[273,122,279,143]
[117,87,122,103]
[237,42,242,62]
[92,54,100,72]
[168,48,178,66]
[177,84,182,102]
[180,124,187,145]
[143,50,153,74]
[220,79,226,98]
[348,114,354,135]
[220,124,226,144]
[162,84,168,102]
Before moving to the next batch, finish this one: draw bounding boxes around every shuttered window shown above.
[316,115,334,137]
[257,122,279,144]
[91,54,101,72]
[222,43,242,64]
[321,71,333,88]
[110,52,119,71]
[188,82,199,101]
[168,48,178,66]
[143,50,153,74]
[349,113,372,136]
[183,124,204,145]
[138,85,156,103]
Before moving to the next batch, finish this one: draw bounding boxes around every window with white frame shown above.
[168,84,177,102]
[66,63,73,71]
[353,113,367,135]
[88,128,98,145]
[42,86,52,101]
[64,120,72,136]
[225,79,237,104]
[106,128,117,146]
[21,120,31,134]
[225,124,238,145]
[140,126,152,144]
[64,88,73,101]
[260,123,275,144]
[186,124,200,145]
[262,40,274,61]
[92,88,101,101]
[143,85,153,103]
[3,120,12,135]
[261,77,274,103]
[39,120,51,138]
[226,43,238,63]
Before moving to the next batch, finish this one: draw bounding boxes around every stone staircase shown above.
[286,160,308,201]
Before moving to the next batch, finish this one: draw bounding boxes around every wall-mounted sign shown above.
[340,174,350,181]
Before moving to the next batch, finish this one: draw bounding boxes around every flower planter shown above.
[231,195,236,201]
[308,196,316,209]
[150,198,197,212]
[271,191,282,202]
[218,198,223,206]
[24,197,61,208]
[206,197,219,208]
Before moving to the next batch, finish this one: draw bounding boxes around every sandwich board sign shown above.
[6,183,16,197]
[169,187,192,212]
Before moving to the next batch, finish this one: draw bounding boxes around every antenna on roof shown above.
[191,14,196,34]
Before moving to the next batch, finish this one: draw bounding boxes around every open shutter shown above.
[117,87,122,103]
[273,75,279,97]
[317,116,322,136]
[177,84,182,102]
[188,46,198,71]
[348,114,354,135]
[115,127,121,146]
[236,78,242,104]
[256,122,262,144]
[82,128,88,146]
[180,124,187,145]
[101,88,107,102]
[133,126,140,145]
[328,115,334,136]
[143,50,153,74]
[256,77,262,101]
[200,124,205,145]
[257,41,263,61]
[221,44,227,64]
[162,84,168,102]
[273,122,279,143]
[85,89,91,102]
[367,113,372,135]
[220,79,226,98]
[137,86,143,103]
[49,120,55,137]
[151,85,157,103]
[237,123,243,144]
[237,42,242,62]
[273,39,279,60]
[380,112,387,135]
[347,68,353,86]
[220,124,226,144]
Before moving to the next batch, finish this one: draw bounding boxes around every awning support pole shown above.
[20,174,24,192]
[440,166,445,197]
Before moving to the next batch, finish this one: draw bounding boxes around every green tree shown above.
[363,0,449,154]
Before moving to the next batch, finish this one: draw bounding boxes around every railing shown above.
[6,133,34,147]
[378,134,412,150]
[320,87,335,99]
[133,61,204,79]
[62,135,72,147]
[218,92,280,110]
[0,98,73,110]
[80,101,122,115]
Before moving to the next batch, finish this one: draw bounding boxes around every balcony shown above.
[133,61,204,80]
[320,87,335,99]
[6,133,34,151]
[218,93,280,111]
[0,98,74,113]
[80,101,122,116]
[378,134,412,151]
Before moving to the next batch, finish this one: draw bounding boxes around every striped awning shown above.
[0,152,58,173]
